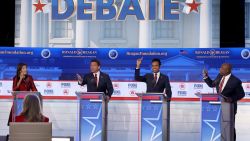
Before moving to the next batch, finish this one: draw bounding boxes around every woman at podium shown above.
[12,63,37,91]
[15,94,49,122]
[8,63,38,125]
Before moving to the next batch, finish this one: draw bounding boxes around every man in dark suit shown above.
[203,63,245,141]
[77,59,114,101]
[135,58,172,100]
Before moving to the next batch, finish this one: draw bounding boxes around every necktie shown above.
[219,76,225,93]
[94,73,98,87]
[154,73,157,81]
[154,73,157,85]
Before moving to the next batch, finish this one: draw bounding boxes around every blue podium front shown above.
[76,92,107,141]
[137,93,170,141]
[197,93,234,141]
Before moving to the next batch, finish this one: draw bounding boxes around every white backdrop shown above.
[1,81,250,99]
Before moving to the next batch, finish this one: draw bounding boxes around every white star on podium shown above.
[82,106,102,140]
[143,107,162,141]
[203,107,221,141]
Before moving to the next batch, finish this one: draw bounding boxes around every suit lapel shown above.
[149,74,156,86]
[155,74,161,86]
[221,75,233,94]
[90,74,95,84]
[97,72,103,88]
[216,76,222,92]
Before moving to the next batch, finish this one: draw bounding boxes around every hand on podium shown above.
[220,94,233,103]
[224,97,233,103]
[105,95,110,103]
[167,97,171,102]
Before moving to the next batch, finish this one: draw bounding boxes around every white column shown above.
[199,0,212,48]
[20,0,32,47]
[41,13,49,47]
[75,21,89,48]
[139,0,151,48]
[32,0,49,47]
[32,2,41,47]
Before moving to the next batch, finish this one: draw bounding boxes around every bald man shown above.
[203,63,245,141]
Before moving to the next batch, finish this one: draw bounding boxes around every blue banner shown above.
[0,48,249,82]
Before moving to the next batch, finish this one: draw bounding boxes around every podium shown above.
[136,93,170,141]
[76,92,108,141]
[11,91,42,122]
[196,93,234,141]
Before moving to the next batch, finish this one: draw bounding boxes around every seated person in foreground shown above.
[15,94,49,122]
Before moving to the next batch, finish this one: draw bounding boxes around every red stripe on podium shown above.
[141,96,161,100]
[201,97,219,101]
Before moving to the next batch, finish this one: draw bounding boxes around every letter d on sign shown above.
[52,0,75,20]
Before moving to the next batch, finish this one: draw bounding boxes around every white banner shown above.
[0,81,250,99]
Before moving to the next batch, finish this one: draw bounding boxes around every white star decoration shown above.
[143,106,162,141]
[82,106,102,140]
[203,107,221,141]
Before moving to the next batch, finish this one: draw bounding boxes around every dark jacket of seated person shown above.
[15,94,49,122]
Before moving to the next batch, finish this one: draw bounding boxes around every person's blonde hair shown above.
[20,94,43,122]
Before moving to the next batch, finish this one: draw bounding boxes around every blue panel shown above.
[141,99,163,141]
[80,99,102,141]
[201,101,221,141]
[15,99,24,116]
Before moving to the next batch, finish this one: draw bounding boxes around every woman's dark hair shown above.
[152,58,161,66]
[16,63,27,78]
[90,59,101,66]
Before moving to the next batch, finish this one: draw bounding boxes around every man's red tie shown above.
[94,73,98,87]
[219,76,225,93]
[153,73,158,86]
[154,73,157,81]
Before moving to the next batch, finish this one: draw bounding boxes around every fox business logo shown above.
[245,92,250,97]
[113,90,121,95]
[61,82,71,88]
[194,84,203,89]
[44,89,54,95]
[177,91,187,96]
[33,0,201,21]
[128,83,137,89]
